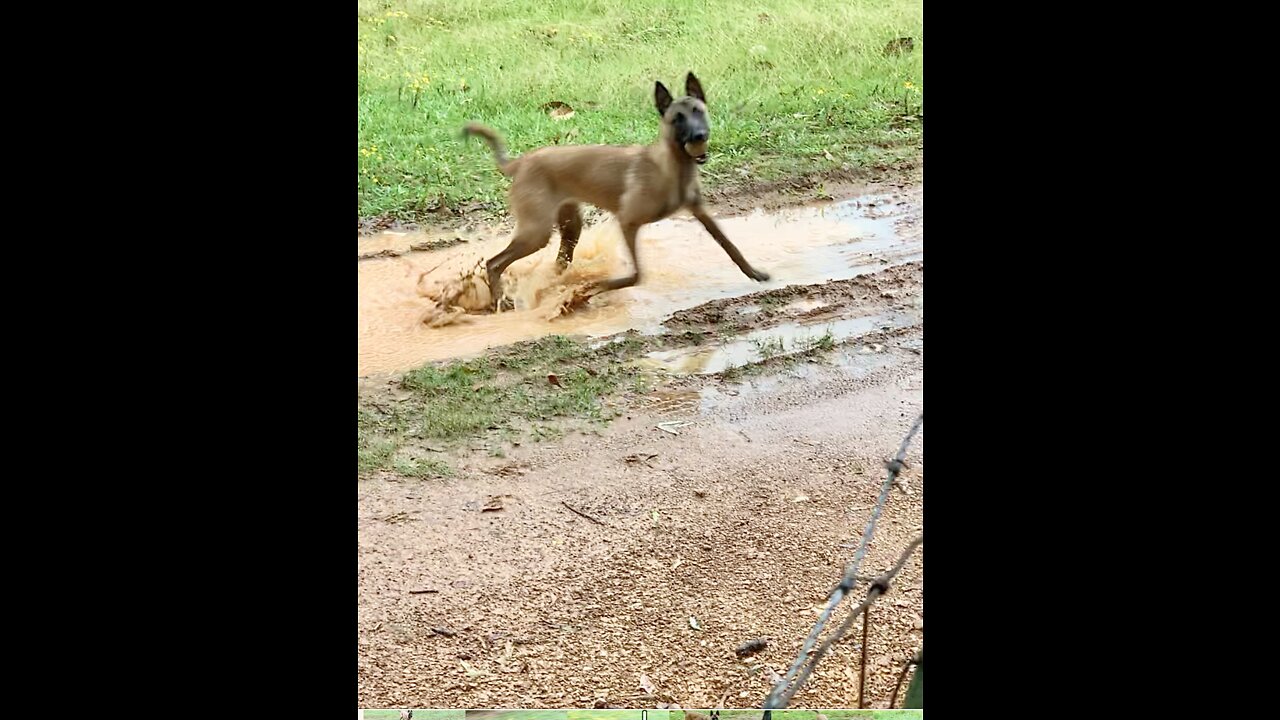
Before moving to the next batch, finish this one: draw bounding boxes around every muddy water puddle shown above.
[358,193,921,377]
[636,308,919,375]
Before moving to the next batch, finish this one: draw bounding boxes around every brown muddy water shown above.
[357,194,921,377]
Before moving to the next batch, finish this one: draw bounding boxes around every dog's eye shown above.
[673,112,684,122]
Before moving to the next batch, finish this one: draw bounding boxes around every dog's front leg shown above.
[595,223,643,291]
[690,205,770,282]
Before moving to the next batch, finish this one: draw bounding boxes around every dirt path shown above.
[358,179,924,710]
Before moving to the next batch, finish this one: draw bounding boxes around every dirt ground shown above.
[358,174,924,710]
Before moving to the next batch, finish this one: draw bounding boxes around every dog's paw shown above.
[748,268,771,282]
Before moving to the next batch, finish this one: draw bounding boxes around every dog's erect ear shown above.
[686,72,705,103]
[655,81,673,116]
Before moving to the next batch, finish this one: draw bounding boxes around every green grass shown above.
[357,0,923,222]
[358,335,635,476]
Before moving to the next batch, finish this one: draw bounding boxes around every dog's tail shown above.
[462,122,516,176]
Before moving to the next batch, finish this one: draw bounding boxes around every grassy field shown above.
[357,0,923,223]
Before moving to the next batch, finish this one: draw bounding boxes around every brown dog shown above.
[463,72,770,311]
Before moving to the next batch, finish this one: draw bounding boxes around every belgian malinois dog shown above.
[463,72,770,311]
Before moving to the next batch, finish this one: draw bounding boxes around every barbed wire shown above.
[763,413,924,709]
[775,535,923,707]
[890,649,923,708]
[859,596,871,708]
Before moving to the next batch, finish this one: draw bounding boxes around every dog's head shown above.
[656,72,711,164]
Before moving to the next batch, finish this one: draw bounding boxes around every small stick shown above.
[561,501,606,526]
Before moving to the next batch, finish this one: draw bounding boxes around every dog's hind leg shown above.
[486,223,553,311]
[555,202,583,269]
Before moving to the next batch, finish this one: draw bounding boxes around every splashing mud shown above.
[358,190,922,377]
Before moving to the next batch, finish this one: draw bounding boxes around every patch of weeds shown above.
[520,366,617,422]
[753,335,787,361]
[594,331,651,359]
[721,364,745,383]
[402,359,505,441]
[358,431,397,474]
[494,334,583,371]
[804,328,836,352]
[358,334,640,474]
[392,455,453,479]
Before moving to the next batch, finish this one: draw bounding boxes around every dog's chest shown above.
[674,166,701,209]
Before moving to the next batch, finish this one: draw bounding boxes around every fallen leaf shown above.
[542,101,576,120]
[547,373,562,387]
[639,673,656,694]
[689,616,702,631]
